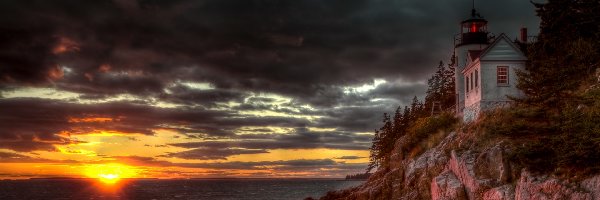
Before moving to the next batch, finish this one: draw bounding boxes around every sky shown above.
[0,0,540,179]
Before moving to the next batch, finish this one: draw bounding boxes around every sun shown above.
[83,163,137,184]
[98,173,120,184]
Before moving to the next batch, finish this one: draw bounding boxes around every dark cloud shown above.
[314,105,394,132]
[0,98,312,152]
[0,0,539,101]
[169,128,372,151]
[164,148,269,160]
[334,156,365,160]
[161,84,248,107]
[112,156,365,172]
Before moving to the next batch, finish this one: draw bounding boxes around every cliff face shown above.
[321,132,600,200]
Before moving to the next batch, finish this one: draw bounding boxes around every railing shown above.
[454,32,494,47]
[526,36,538,43]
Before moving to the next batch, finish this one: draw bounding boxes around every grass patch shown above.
[403,112,457,159]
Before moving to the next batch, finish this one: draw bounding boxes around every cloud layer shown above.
[0,0,540,177]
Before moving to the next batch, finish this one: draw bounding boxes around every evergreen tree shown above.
[425,59,456,115]
[367,56,456,172]
[424,61,443,112]
[442,55,457,109]
[367,130,381,172]
[409,96,424,119]
[515,0,600,116]
[367,113,392,172]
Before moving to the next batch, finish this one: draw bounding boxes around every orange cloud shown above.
[52,37,79,54]
[47,65,64,81]
[68,117,114,123]
[99,64,112,72]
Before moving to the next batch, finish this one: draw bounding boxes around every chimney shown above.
[520,27,528,43]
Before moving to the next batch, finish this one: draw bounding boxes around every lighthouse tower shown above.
[454,8,490,116]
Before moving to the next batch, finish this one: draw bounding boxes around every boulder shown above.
[449,150,496,199]
[515,170,592,200]
[581,175,600,200]
[403,143,449,199]
[474,144,512,183]
[482,184,515,200]
[431,170,467,200]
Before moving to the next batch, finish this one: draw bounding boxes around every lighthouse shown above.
[454,8,491,117]
[453,6,528,121]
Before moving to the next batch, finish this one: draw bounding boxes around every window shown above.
[466,77,469,92]
[475,70,478,88]
[497,66,509,85]
[470,72,474,90]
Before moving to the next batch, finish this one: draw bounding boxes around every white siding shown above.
[480,61,525,101]
[464,63,482,108]
[455,43,488,115]
[480,38,527,61]
[459,35,527,122]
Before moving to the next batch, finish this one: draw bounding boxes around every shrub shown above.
[480,87,600,178]
[478,106,555,137]
[402,112,457,158]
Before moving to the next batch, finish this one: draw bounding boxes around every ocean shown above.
[0,179,364,200]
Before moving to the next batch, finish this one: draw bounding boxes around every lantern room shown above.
[456,9,489,47]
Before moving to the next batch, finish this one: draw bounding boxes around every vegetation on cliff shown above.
[474,0,600,178]
[367,59,457,173]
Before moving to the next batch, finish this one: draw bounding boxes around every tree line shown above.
[367,58,456,172]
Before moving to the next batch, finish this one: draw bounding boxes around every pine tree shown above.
[367,129,381,172]
[515,0,600,116]
[367,56,456,172]
[425,61,444,110]
[409,96,424,119]
[442,55,457,109]
[367,113,393,172]
[378,113,394,164]
[425,59,456,114]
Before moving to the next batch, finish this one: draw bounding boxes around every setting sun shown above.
[98,173,120,184]
[83,164,137,184]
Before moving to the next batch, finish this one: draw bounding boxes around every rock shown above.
[390,136,408,169]
[474,144,512,183]
[581,175,600,200]
[403,142,449,199]
[431,170,467,200]
[449,150,496,199]
[398,190,418,200]
[351,187,370,200]
[368,183,383,199]
[318,130,600,200]
[482,184,515,200]
[515,170,593,200]
[381,168,402,200]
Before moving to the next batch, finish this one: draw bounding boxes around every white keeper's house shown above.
[453,8,529,122]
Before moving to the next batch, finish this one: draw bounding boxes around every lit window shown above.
[497,66,509,85]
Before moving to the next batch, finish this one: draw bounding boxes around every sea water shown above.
[0,179,364,200]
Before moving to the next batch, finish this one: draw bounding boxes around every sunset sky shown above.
[0,0,539,179]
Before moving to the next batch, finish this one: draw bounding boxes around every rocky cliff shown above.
[319,131,600,200]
